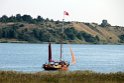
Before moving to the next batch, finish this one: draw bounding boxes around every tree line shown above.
[0,14,52,23]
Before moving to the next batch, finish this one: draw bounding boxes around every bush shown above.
[119,35,124,41]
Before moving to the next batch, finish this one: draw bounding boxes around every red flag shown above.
[64,11,69,16]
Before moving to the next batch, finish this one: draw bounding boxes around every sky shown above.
[0,0,124,26]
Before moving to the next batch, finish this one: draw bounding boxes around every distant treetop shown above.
[0,14,53,23]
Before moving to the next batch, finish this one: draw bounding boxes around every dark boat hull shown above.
[43,67,61,70]
[43,61,69,70]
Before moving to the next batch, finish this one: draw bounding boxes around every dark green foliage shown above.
[8,16,16,22]
[119,35,124,43]
[22,15,33,23]
[33,29,41,39]
[0,24,22,39]
[64,27,77,40]
[0,28,2,38]
[36,16,44,23]
[0,15,8,23]
[2,27,15,38]
[81,32,98,43]
[119,35,124,41]
[0,14,45,23]
[45,18,50,22]
[76,32,84,40]
[16,14,23,22]
[19,24,24,27]
[95,35,100,41]
[55,20,60,24]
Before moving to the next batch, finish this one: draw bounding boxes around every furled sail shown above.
[48,43,52,62]
[70,47,76,64]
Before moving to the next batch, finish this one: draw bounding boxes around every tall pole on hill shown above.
[60,11,69,61]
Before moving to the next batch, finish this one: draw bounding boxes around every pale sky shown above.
[0,0,124,26]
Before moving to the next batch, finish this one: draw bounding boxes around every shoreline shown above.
[0,41,124,45]
[0,38,124,45]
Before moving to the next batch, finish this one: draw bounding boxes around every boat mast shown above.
[60,18,64,61]
[48,43,52,63]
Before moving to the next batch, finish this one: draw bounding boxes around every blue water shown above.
[0,43,124,73]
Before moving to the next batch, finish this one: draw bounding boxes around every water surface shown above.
[0,43,124,73]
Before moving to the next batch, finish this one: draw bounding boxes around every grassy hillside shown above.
[72,22,124,44]
[0,14,124,44]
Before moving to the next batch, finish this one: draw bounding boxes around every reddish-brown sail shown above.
[70,47,76,64]
[48,43,52,62]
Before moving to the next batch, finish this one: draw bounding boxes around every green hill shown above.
[0,14,124,44]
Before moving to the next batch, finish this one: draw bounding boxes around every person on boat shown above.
[59,61,67,67]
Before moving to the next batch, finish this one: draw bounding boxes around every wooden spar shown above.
[48,43,52,62]
[60,44,62,61]
[60,18,65,61]
[70,47,76,64]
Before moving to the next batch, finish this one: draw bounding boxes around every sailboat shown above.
[42,11,76,70]
[42,43,70,70]
[42,43,76,70]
